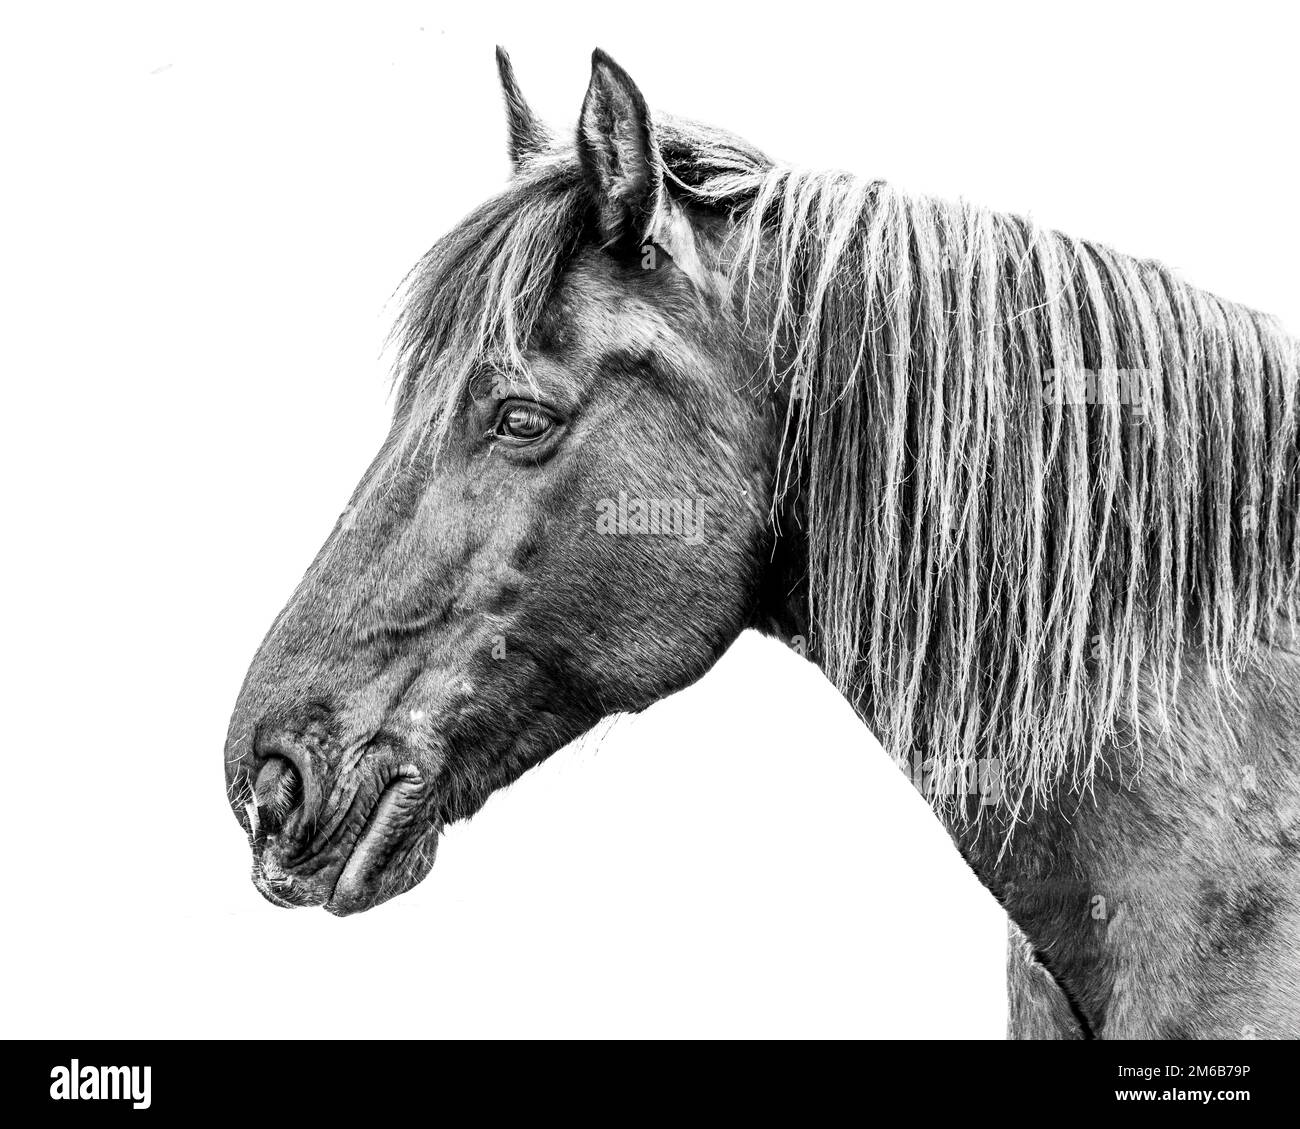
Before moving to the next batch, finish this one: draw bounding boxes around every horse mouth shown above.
[324,767,433,916]
[250,766,435,915]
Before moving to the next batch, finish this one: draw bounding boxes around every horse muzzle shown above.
[237,739,440,916]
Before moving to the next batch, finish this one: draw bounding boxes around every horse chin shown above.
[323,773,438,916]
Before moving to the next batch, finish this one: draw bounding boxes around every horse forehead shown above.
[545,260,709,374]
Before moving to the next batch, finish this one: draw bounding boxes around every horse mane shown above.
[391,118,1300,821]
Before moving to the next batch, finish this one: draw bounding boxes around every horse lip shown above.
[324,766,428,915]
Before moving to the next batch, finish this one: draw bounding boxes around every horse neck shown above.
[737,207,1300,1033]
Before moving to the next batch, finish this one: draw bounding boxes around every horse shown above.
[224,47,1300,1039]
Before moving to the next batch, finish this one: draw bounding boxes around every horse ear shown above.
[577,49,664,248]
[495,46,550,170]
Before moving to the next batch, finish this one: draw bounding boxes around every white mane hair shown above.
[390,118,1300,820]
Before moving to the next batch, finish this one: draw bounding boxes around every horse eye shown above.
[496,403,553,441]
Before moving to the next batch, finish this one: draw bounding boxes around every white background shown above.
[2,1,1296,1038]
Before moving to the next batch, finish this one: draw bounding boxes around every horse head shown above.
[224,50,789,914]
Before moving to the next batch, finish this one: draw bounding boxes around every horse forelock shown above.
[385,112,1300,822]
[386,119,772,454]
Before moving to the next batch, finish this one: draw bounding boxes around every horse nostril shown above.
[253,755,302,834]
